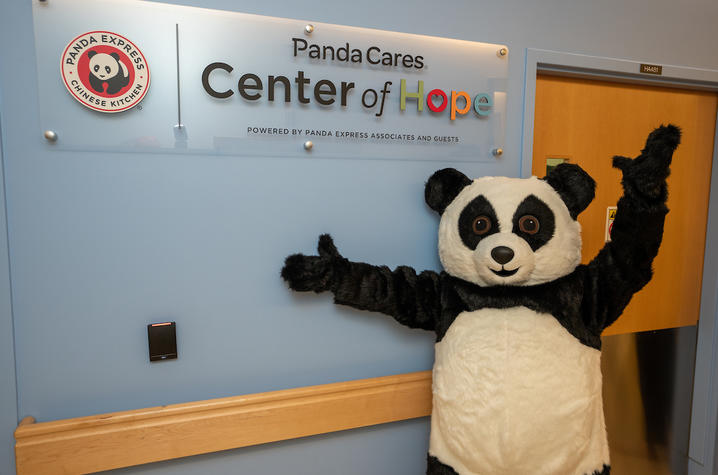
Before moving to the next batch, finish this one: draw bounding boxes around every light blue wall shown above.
[1,0,717,474]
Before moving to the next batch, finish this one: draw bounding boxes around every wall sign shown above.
[640,64,663,75]
[33,0,508,161]
[60,31,150,113]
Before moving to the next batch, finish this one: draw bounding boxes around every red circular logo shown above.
[61,31,150,113]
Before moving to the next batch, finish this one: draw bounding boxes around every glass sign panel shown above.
[33,0,508,161]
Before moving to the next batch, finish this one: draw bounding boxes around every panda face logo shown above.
[438,176,582,286]
[90,52,120,79]
[61,31,150,113]
[87,51,130,95]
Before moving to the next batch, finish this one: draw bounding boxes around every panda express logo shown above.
[61,31,150,113]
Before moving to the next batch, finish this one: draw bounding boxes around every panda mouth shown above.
[491,267,519,277]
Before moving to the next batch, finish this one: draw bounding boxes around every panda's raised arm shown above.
[281,235,442,331]
[585,125,681,331]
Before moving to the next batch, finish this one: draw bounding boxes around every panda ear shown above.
[544,163,596,219]
[87,50,97,59]
[110,52,120,61]
[425,168,472,214]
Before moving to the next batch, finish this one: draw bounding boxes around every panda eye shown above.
[518,215,540,234]
[472,216,492,235]
[93,65,100,72]
[105,66,111,74]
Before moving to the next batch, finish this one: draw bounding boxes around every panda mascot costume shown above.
[281,125,681,475]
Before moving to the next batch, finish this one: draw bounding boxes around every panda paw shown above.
[281,234,346,293]
[612,124,681,201]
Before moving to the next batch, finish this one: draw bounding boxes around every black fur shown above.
[426,455,610,475]
[281,125,680,475]
[613,124,680,203]
[458,195,500,249]
[427,455,459,475]
[511,195,556,251]
[281,234,348,293]
[425,168,472,214]
[440,271,602,347]
[544,163,596,219]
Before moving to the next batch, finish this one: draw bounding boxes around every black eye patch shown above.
[458,195,499,250]
[512,195,556,251]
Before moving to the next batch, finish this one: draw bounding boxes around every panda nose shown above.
[491,246,514,265]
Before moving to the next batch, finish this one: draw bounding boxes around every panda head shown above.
[426,164,595,286]
[87,51,121,80]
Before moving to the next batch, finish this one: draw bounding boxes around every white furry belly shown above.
[429,307,609,475]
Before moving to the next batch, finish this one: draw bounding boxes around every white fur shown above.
[429,307,609,474]
[438,176,582,286]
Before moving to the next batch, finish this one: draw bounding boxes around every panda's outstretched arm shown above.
[281,234,441,331]
[585,124,681,331]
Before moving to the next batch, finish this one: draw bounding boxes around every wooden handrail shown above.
[14,370,432,475]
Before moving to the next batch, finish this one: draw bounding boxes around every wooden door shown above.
[532,74,717,335]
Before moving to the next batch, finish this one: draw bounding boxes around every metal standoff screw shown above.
[303,141,314,151]
[492,147,503,157]
[43,130,58,142]
[498,47,508,57]
[304,24,314,35]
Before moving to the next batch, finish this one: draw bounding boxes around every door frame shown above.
[0,105,19,475]
[521,48,718,475]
